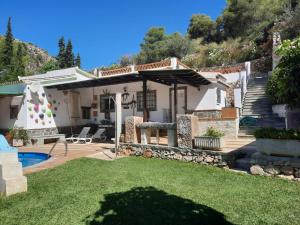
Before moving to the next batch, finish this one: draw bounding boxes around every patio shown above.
[19,142,115,174]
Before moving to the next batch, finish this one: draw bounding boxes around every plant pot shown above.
[256,138,300,157]
[194,136,224,150]
[12,139,24,147]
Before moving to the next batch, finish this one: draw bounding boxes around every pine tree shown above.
[65,40,74,68]
[57,37,66,69]
[12,44,26,79]
[75,53,81,68]
[2,17,14,68]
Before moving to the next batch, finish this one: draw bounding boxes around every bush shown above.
[254,128,300,140]
[203,127,224,138]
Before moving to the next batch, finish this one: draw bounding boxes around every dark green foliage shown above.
[38,60,58,73]
[240,116,258,127]
[254,128,300,140]
[266,37,300,107]
[56,37,66,69]
[65,40,75,68]
[12,43,26,79]
[1,17,14,67]
[75,53,81,68]
[203,127,225,138]
[187,14,216,41]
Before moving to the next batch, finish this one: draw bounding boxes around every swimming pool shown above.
[18,152,50,168]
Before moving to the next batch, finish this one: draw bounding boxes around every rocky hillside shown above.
[0,35,56,75]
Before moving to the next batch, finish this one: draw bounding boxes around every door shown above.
[169,87,187,122]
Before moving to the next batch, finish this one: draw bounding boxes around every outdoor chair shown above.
[91,128,107,143]
[66,127,92,144]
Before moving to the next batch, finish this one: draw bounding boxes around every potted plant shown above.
[254,128,300,157]
[9,127,29,147]
[194,127,225,150]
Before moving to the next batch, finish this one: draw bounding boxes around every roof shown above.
[47,58,210,90]
[199,64,245,74]
[19,67,95,86]
[0,83,26,96]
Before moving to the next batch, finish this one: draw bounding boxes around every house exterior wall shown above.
[0,80,226,130]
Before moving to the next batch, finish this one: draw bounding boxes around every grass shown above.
[1,157,300,225]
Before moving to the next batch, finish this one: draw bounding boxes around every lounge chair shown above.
[91,128,107,143]
[66,127,91,144]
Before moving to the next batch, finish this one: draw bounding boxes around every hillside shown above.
[0,35,55,76]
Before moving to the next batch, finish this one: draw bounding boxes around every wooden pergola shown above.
[47,69,211,122]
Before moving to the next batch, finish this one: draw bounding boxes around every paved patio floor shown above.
[20,142,115,174]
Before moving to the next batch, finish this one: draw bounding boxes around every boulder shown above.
[250,165,265,176]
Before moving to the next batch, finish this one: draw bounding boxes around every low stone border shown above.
[118,143,235,168]
[250,152,300,181]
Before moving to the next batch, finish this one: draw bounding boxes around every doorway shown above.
[169,86,187,122]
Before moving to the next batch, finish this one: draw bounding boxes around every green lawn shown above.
[1,157,300,225]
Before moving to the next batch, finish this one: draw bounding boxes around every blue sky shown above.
[0,0,226,70]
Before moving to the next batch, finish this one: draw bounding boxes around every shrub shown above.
[203,127,224,138]
[254,128,300,140]
[9,127,29,144]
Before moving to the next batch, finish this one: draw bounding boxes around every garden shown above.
[1,157,300,225]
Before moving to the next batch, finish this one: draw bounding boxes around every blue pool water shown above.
[18,152,50,168]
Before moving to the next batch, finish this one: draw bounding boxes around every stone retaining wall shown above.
[196,118,239,139]
[119,143,235,168]
[250,152,300,180]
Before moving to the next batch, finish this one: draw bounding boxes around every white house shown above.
[0,58,250,133]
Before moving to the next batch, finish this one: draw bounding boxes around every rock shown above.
[183,156,193,162]
[143,149,153,158]
[281,166,294,176]
[174,153,183,161]
[264,165,280,176]
[294,169,300,178]
[195,156,204,163]
[205,156,214,163]
[250,165,265,176]
[278,174,294,181]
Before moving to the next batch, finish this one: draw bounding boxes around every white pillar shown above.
[115,93,122,149]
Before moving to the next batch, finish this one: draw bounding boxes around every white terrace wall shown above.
[83,81,225,124]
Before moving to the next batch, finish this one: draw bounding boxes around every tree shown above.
[266,37,300,107]
[57,37,66,69]
[11,43,26,79]
[38,60,58,73]
[118,55,134,67]
[187,14,216,41]
[65,40,74,67]
[136,27,167,63]
[165,33,190,59]
[1,17,14,68]
[75,53,81,67]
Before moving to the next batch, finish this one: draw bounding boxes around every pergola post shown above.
[143,78,148,122]
[173,81,178,122]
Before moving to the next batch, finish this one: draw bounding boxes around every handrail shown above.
[48,139,68,158]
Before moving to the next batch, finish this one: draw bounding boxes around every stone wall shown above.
[250,152,300,180]
[177,115,197,148]
[119,143,234,168]
[196,119,239,139]
[192,110,222,119]
[125,116,143,143]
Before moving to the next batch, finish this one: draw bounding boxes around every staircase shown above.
[239,75,286,135]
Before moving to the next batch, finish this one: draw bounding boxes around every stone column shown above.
[177,114,197,149]
[0,151,27,197]
[125,116,143,144]
[141,128,151,145]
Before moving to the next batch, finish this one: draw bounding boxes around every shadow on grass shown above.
[84,186,233,225]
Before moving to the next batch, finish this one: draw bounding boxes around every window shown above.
[137,90,157,112]
[10,105,19,119]
[81,107,91,119]
[217,88,221,104]
[100,94,115,112]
